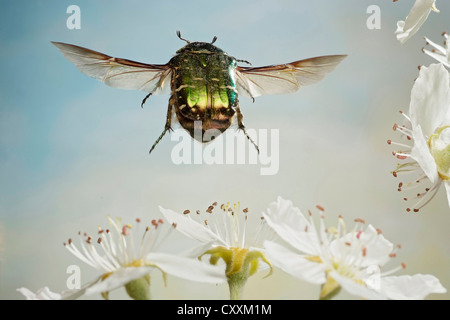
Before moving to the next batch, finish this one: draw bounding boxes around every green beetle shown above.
[52,31,346,154]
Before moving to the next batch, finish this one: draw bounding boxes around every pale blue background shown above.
[1,0,450,299]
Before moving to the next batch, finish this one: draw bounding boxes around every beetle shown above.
[52,31,346,154]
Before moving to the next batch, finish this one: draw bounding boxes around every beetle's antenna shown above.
[236,58,252,65]
[176,31,190,44]
[211,36,218,44]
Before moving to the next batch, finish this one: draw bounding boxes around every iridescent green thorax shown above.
[169,42,238,141]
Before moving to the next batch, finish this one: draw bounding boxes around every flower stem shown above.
[227,270,248,300]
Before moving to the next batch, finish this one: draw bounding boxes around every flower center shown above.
[429,125,450,180]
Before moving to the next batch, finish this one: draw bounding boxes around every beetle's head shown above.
[175,31,224,54]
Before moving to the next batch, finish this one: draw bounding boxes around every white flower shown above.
[17,283,92,300]
[160,202,274,299]
[396,0,440,44]
[63,216,226,299]
[389,63,450,211]
[423,33,450,68]
[263,197,446,300]
[18,287,62,300]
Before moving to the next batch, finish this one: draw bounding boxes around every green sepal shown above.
[319,273,341,300]
[124,274,151,300]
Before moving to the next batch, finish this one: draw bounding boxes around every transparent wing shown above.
[52,41,172,94]
[235,55,347,99]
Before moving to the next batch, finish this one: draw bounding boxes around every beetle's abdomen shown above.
[171,52,238,123]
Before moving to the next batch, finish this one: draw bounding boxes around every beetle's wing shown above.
[52,42,172,94]
[235,55,346,99]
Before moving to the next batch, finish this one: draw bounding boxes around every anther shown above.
[401,262,407,269]
[356,230,363,240]
[183,209,190,214]
[316,205,325,212]
[97,238,102,244]
[122,226,130,236]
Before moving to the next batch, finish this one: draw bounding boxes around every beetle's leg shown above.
[149,99,174,154]
[141,92,152,108]
[236,104,260,154]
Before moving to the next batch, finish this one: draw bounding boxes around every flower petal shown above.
[380,274,446,300]
[330,225,394,268]
[396,0,437,44]
[410,63,450,138]
[85,267,152,295]
[411,124,439,183]
[329,271,387,300]
[264,240,325,284]
[263,197,320,255]
[17,281,97,300]
[159,206,226,245]
[147,252,226,283]
[17,287,62,300]
[445,181,450,208]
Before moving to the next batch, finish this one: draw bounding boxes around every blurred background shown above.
[1,0,450,300]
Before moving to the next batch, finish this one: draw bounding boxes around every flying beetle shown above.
[52,31,346,154]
